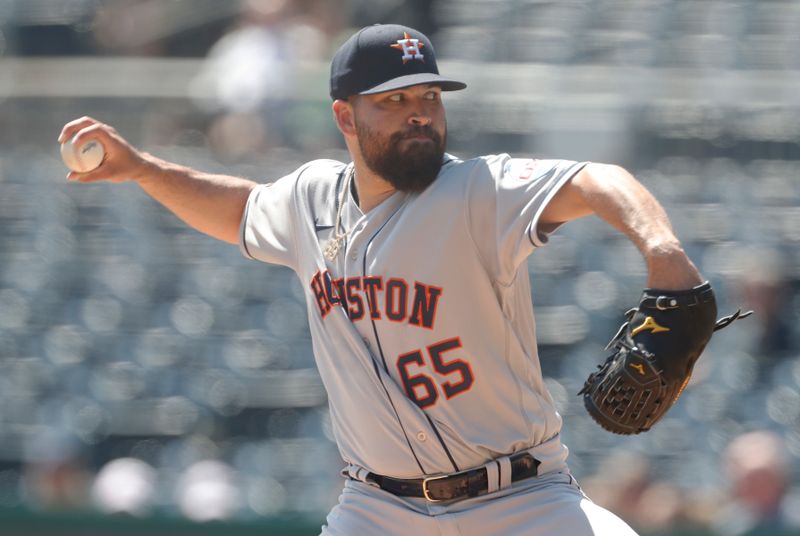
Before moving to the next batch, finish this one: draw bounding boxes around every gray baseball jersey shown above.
[240,153,587,480]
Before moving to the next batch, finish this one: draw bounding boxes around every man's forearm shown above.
[135,153,257,245]
[583,164,702,289]
[576,165,679,255]
[544,163,703,289]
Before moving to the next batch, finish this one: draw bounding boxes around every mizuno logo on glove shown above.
[631,316,670,337]
[629,363,646,376]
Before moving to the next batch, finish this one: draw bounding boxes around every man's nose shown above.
[408,114,432,126]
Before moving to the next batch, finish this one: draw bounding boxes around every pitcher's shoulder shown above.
[438,153,514,183]
[283,158,347,199]
[294,159,348,185]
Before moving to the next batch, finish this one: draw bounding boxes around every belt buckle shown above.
[421,474,450,502]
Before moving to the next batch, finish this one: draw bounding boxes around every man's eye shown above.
[388,94,403,102]
[425,92,439,100]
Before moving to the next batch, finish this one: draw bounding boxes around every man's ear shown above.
[332,99,357,137]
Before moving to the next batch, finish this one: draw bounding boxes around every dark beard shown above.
[356,121,446,193]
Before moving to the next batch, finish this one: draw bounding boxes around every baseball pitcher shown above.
[59,23,748,536]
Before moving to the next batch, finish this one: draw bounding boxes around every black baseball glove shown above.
[578,282,752,435]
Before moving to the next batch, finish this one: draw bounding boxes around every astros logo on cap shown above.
[391,32,425,63]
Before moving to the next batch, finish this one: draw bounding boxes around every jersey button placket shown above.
[347,221,365,262]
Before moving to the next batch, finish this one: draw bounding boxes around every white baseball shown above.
[61,138,105,172]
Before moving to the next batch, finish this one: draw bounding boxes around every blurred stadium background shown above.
[1,0,799,534]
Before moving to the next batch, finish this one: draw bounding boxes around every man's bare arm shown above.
[59,117,257,245]
[540,163,702,290]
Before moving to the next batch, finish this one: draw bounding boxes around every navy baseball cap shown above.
[329,24,467,100]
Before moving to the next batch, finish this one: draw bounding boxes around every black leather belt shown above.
[366,453,540,502]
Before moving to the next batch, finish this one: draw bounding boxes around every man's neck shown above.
[351,163,397,213]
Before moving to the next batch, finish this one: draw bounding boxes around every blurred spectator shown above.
[91,0,237,57]
[91,457,158,516]
[734,248,797,363]
[712,430,798,535]
[580,449,651,526]
[190,0,333,157]
[579,449,686,532]
[20,434,92,511]
[346,0,439,36]
[174,459,242,521]
[6,0,96,55]
[634,480,687,533]
[22,458,91,511]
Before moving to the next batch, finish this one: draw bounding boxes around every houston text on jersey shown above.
[310,270,442,328]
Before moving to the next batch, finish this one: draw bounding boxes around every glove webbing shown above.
[713,309,753,331]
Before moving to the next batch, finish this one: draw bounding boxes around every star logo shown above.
[391,32,425,63]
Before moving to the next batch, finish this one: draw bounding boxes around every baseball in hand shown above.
[60,138,105,172]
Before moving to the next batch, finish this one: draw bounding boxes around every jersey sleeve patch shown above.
[503,158,540,181]
[465,155,589,283]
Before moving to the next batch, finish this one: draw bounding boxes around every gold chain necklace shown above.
[323,165,355,261]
